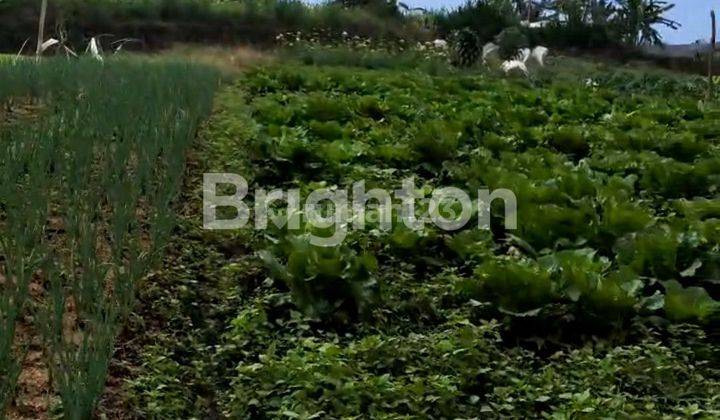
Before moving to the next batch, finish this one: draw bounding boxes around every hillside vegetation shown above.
[0,0,682,55]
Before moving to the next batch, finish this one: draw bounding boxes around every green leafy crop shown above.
[16,53,719,419]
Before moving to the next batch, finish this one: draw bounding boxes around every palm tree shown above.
[587,0,615,25]
[616,0,680,46]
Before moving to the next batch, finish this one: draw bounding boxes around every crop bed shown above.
[120,62,720,418]
[231,63,720,326]
[0,58,217,418]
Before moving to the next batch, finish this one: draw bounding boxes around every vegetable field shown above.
[0,58,217,418]
[119,61,720,418]
[1,52,719,418]
[231,63,720,326]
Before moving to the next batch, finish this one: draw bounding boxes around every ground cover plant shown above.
[112,56,720,418]
[0,57,217,417]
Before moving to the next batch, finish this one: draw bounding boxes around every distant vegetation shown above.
[0,0,680,54]
[0,0,425,52]
[435,0,680,50]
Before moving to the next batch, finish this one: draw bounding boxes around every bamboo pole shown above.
[36,0,48,57]
[709,10,716,98]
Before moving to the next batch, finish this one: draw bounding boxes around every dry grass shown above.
[155,44,274,75]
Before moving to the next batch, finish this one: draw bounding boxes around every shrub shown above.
[495,26,529,59]
[433,0,513,42]
[450,28,482,68]
[531,22,616,50]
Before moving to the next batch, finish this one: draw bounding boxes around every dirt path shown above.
[3,99,52,420]
[9,313,51,419]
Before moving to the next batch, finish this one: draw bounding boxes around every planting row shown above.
[0,58,217,417]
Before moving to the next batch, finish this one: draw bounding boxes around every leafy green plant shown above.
[663,280,720,323]
[467,259,556,313]
[411,119,461,164]
[304,93,352,122]
[354,95,388,120]
[495,26,529,59]
[600,199,654,239]
[260,237,379,322]
[450,28,482,68]
[228,321,505,418]
[117,59,720,419]
[308,119,345,140]
[547,125,590,157]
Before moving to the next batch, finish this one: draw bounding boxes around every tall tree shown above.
[587,0,615,25]
[334,0,401,17]
[616,0,679,45]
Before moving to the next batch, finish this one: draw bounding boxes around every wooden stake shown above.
[35,0,48,57]
[709,10,716,98]
[527,0,532,22]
